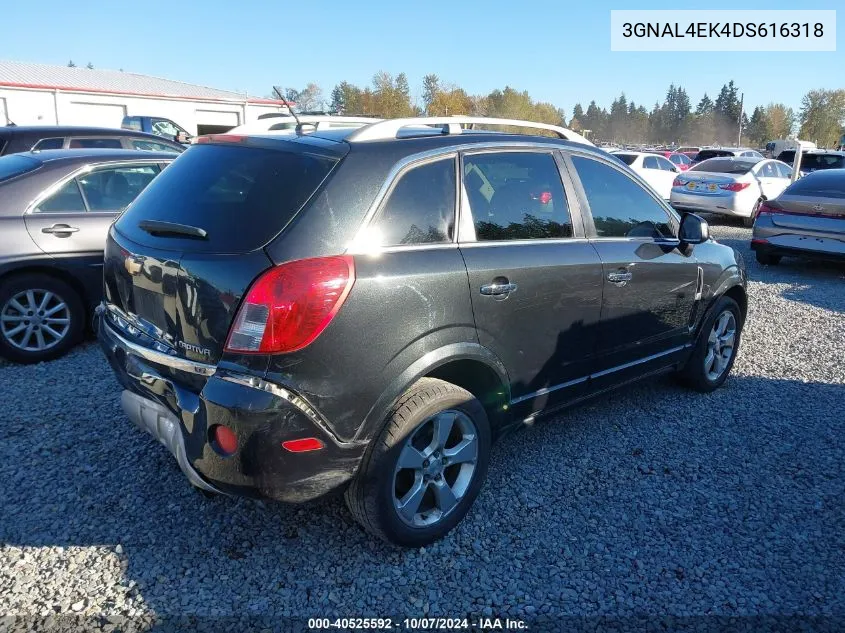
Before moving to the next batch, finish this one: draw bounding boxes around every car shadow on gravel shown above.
[2,358,844,619]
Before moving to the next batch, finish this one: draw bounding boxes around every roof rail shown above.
[345,116,593,146]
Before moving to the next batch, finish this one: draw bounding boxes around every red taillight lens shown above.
[195,134,247,144]
[718,182,750,192]
[673,177,683,187]
[225,256,355,354]
[282,438,325,453]
[211,425,238,455]
[755,201,776,218]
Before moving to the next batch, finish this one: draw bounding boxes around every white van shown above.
[764,139,816,159]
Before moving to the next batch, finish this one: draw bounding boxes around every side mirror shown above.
[679,213,709,245]
[175,132,190,144]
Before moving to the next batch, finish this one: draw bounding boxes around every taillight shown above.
[755,201,776,218]
[195,134,247,144]
[718,182,750,192]
[225,256,355,354]
[673,177,684,187]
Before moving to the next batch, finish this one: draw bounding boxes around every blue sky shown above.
[3,0,841,116]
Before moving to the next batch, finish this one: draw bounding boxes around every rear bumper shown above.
[751,238,845,261]
[98,313,367,503]
[670,190,752,216]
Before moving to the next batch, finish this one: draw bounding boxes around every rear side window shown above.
[756,162,779,178]
[78,164,161,211]
[369,158,456,246]
[0,154,41,182]
[32,137,64,151]
[614,154,638,166]
[116,144,337,251]
[123,117,142,131]
[643,156,659,169]
[132,139,181,153]
[572,156,673,239]
[36,180,86,213]
[463,152,572,241]
[70,138,123,149]
[774,162,793,178]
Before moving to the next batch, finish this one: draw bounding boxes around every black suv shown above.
[98,117,747,546]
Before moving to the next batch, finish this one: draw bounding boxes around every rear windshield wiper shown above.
[138,220,208,240]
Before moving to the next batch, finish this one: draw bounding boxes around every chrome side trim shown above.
[219,374,363,447]
[510,376,589,405]
[510,344,691,405]
[104,320,217,377]
[589,344,690,380]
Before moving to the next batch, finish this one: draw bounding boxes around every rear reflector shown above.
[212,425,238,455]
[751,238,770,244]
[719,182,751,192]
[282,438,325,453]
[225,256,355,354]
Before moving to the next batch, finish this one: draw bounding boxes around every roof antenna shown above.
[273,86,305,133]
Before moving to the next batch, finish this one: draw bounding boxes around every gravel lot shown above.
[1,220,843,629]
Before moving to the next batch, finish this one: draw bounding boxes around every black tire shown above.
[0,273,85,364]
[744,198,763,227]
[755,251,781,266]
[678,295,742,393]
[345,377,491,547]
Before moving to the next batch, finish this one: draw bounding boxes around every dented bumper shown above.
[99,315,367,503]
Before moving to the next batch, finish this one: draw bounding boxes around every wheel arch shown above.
[356,342,512,442]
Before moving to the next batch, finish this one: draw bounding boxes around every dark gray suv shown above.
[98,117,747,546]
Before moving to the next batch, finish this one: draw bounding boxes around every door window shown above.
[77,165,161,212]
[368,158,456,247]
[571,155,673,239]
[656,157,676,171]
[463,151,572,241]
[643,156,660,169]
[151,119,182,137]
[774,162,793,179]
[756,162,778,178]
[35,180,86,213]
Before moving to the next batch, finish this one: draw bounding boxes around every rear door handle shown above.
[607,271,633,284]
[480,282,517,296]
[41,224,80,236]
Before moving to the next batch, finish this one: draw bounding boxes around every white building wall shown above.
[0,87,286,134]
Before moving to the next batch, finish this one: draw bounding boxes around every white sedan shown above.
[670,157,794,226]
[610,151,679,199]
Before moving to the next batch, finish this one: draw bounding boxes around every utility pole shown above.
[737,92,744,147]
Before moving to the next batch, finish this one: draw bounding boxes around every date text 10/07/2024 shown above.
[307,617,528,630]
[622,22,824,39]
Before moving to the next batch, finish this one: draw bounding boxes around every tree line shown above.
[276,75,845,148]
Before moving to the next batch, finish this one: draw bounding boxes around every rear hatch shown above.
[104,139,344,365]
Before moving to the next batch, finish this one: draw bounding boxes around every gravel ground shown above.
[1,220,843,630]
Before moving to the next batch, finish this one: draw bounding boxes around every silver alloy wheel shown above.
[704,310,737,381]
[392,409,479,528]
[1,289,71,352]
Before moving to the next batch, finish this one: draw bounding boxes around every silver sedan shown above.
[751,169,845,265]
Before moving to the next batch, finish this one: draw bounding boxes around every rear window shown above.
[614,153,638,165]
[115,144,337,252]
[799,154,845,171]
[777,151,796,164]
[784,172,845,199]
[689,159,755,174]
[693,150,734,162]
[0,154,41,182]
